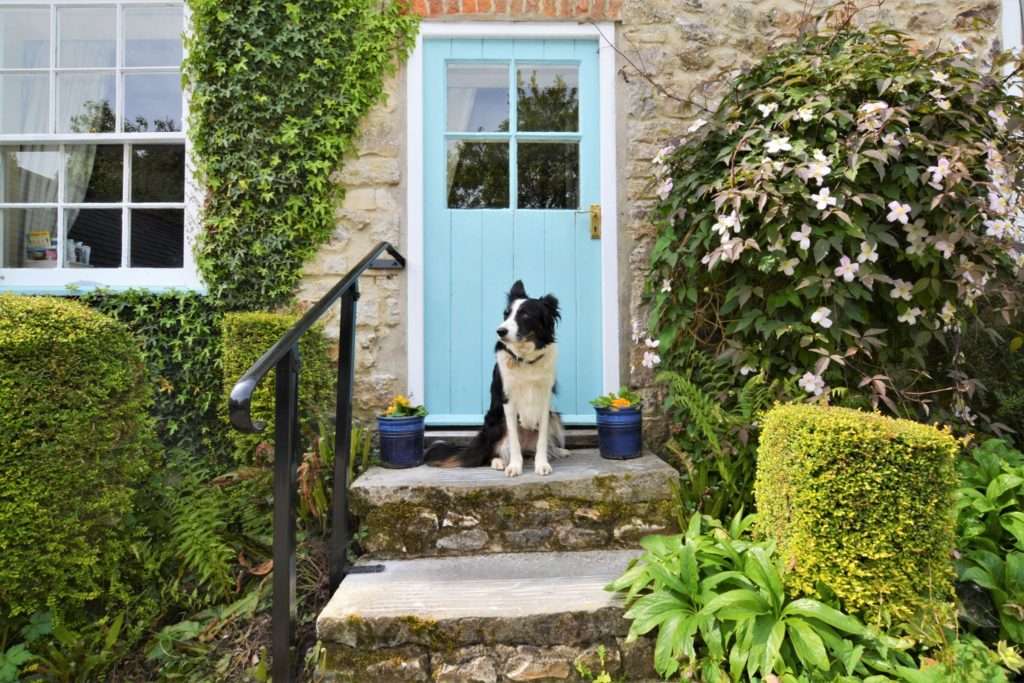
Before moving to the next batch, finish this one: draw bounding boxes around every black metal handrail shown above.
[229,241,405,683]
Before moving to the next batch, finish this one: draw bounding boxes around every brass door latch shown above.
[589,203,601,239]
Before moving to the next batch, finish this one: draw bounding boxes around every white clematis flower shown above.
[940,301,957,324]
[898,307,924,325]
[810,307,833,328]
[758,102,779,118]
[796,107,814,122]
[990,105,1009,130]
[645,338,660,349]
[886,201,912,224]
[809,187,838,211]
[791,223,813,250]
[890,279,913,301]
[834,255,860,282]
[687,118,708,133]
[780,258,800,276]
[660,278,672,293]
[857,240,879,263]
[656,177,673,200]
[641,351,661,369]
[799,372,826,396]
[765,136,793,154]
[931,70,951,85]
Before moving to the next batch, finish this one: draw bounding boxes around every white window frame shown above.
[0,0,201,294]
[405,21,621,402]
[1004,0,1023,52]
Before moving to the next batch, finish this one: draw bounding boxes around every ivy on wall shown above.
[183,0,418,310]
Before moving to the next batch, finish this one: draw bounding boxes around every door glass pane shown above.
[518,142,579,209]
[58,7,116,68]
[65,145,123,203]
[130,209,183,267]
[124,6,184,67]
[517,65,578,132]
[447,140,508,209]
[57,72,116,133]
[1,146,59,204]
[0,75,48,134]
[132,145,185,202]
[66,208,121,267]
[1,208,58,268]
[0,8,49,68]
[124,73,182,132]
[447,64,509,133]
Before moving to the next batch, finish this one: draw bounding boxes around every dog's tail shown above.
[424,436,491,468]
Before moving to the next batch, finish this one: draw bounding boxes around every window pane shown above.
[66,208,121,267]
[0,74,48,134]
[124,73,182,132]
[58,7,116,68]
[1,208,58,268]
[131,145,184,202]
[447,140,508,209]
[124,6,183,67]
[65,145,123,203]
[447,64,509,133]
[517,142,579,209]
[130,209,183,267]
[1,146,59,204]
[0,8,49,68]
[57,72,116,133]
[517,65,579,132]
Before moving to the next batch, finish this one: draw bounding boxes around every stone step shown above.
[350,450,679,559]
[316,550,658,682]
[426,428,598,449]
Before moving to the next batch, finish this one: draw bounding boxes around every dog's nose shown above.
[496,327,508,338]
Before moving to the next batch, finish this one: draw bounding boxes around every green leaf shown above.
[787,617,830,671]
[702,589,771,620]
[782,599,865,635]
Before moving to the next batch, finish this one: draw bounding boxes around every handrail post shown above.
[272,347,300,683]
[330,284,358,592]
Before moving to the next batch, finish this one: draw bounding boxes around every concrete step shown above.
[316,550,658,682]
[426,428,598,449]
[350,450,679,559]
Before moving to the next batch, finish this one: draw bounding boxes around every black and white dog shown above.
[426,280,569,477]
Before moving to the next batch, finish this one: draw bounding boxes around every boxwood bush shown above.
[0,294,156,621]
[221,312,334,465]
[755,404,957,623]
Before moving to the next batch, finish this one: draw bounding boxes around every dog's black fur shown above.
[426,280,560,468]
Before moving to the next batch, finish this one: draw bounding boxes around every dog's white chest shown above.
[498,345,557,430]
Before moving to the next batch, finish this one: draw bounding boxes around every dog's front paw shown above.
[490,457,505,471]
[534,461,553,476]
[504,461,523,477]
[551,447,570,459]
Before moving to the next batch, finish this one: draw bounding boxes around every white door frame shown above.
[405,20,620,407]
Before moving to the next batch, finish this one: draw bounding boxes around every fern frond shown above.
[658,370,725,456]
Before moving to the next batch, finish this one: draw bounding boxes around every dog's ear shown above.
[541,294,560,321]
[508,280,527,302]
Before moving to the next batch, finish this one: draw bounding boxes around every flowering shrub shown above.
[649,28,1024,425]
[591,388,642,410]
[381,394,427,418]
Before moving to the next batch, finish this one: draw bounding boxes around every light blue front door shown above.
[423,38,601,426]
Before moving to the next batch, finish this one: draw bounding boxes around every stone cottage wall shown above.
[298,0,1004,423]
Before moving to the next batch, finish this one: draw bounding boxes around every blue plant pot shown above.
[377,415,425,468]
[595,407,643,460]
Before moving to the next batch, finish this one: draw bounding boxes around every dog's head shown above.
[496,280,560,352]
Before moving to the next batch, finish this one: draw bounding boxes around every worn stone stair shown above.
[316,450,678,682]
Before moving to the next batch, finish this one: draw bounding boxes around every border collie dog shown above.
[426,280,569,476]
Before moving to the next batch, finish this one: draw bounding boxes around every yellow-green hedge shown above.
[755,404,957,623]
[0,294,156,620]
[221,312,334,464]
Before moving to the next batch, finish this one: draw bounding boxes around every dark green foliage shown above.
[82,289,228,462]
[221,311,335,464]
[0,294,157,621]
[658,353,798,520]
[756,404,958,624]
[962,318,1024,443]
[183,0,418,309]
[956,439,1024,646]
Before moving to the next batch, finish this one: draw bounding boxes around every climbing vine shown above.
[183,0,418,309]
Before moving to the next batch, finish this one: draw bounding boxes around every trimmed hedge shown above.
[221,312,334,464]
[0,294,156,620]
[755,404,957,623]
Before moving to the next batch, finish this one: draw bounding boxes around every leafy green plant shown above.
[608,513,923,681]
[956,439,1024,645]
[647,26,1024,429]
[183,0,418,309]
[591,387,643,410]
[659,355,796,519]
[575,643,621,683]
[22,614,126,683]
